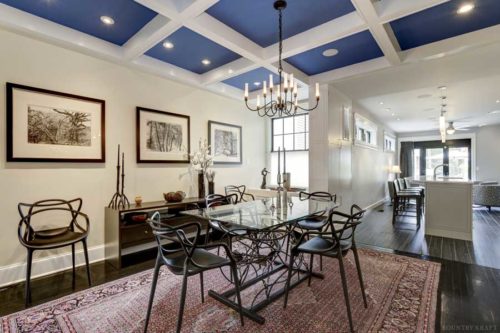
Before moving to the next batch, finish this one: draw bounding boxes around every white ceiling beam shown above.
[132,55,201,86]
[310,57,391,84]
[350,0,401,65]
[122,15,181,61]
[185,13,264,63]
[126,0,220,61]
[402,25,500,64]
[201,58,259,85]
[376,0,450,23]
[263,12,367,61]
[0,4,123,61]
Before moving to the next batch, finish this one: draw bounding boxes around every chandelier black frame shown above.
[244,0,320,117]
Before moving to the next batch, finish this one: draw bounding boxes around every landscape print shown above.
[214,129,238,157]
[27,105,91,146]
[146,120,183,152]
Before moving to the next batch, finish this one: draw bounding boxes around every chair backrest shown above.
[327,204,366,243]
[299,191,337,203]
[148,212,202,271]
[224,185,255,203]
[393,179,401,192]
[205,193,238,208]
[18,198,86,245]
[404,178,412,189]
[397,178,406,190]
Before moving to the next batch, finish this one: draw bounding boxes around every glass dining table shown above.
[182,194,337,324]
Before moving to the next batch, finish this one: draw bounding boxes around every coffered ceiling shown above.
[0,0,499,125]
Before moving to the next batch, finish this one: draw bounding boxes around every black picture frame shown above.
[208,121,242,165]
[6,82,106,163]
[136,107,190,163]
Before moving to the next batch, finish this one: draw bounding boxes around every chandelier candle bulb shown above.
[293,82,298,95]
[290,73,294,87]
[269,74,274,90]
[263,81,267,96]
[244,83,249,99]
[257,95,261,108]
[284,73,288,90]
[315,83,320,99]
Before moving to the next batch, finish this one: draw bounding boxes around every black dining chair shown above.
[144,212,244,333]
[18,198,92,306]
[292,191,336,271]
[204,194,247,245]
[224,185,255,203]
[283,205,368,333]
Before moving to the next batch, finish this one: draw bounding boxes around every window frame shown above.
[271,113,309,152]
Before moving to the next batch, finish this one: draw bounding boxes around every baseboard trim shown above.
[364,197,389,211]
[0,245,105,288]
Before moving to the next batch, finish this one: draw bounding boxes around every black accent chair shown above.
[292,191,337,271]
[18,198,91,306]
[224,185,255,203]
[144,212,244,333]
[283,205,368,333]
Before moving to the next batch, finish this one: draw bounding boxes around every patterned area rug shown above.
[1,249,440,333]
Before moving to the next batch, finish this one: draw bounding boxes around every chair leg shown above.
[283,251,295,308]
[71,244,76,290]
[200,271,205,303]
[25,249,33,307]
[319,255,323,271]
[144,255,162,333]
[176,268,189,333]
[352,246,368,308]
[308,254,314,287]
[82,240,92,286]
[338,252,354,333]
[231,264,245,327]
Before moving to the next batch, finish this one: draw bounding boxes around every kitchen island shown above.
[413,177,473,241]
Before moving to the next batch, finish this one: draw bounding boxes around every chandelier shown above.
[244,0,320,117]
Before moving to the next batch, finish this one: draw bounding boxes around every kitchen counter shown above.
[416,177,473,241]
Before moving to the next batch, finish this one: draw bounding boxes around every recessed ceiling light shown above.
[397,118,401,121]
[379,102,384,105]
[496,99,500,103]
[489,110,500,114]
[162,41,174,49]
[438,86,447,90]
[254,82,261,86]
[100,16,115,25]
[228,69,234,74]
[391,112,395,116]
[322,49,339,57]
[457,3,475,14]
[201,59,211,66]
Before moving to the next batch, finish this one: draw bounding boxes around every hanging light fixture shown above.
[439,95,447,143]
[244,0,320,117]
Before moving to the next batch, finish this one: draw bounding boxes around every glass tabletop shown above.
[182,195,337,231]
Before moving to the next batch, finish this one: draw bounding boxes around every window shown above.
[272,114,309,151]
[354,113,378,148]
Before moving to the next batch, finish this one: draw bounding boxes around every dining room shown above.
[1,0,500,332]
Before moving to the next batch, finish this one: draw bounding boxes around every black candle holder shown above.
[108,144,130,209]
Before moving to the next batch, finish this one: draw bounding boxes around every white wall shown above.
[309,85,396,210]
[0,29,266,285]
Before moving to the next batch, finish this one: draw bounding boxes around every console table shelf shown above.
[104,198,205,269]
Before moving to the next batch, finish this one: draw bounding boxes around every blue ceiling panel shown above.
[390,0,500,50]
[285,30,383,75]
[223,68,282,92]
[145,27,241,75]
[0,0,157,46]
[206,0,356,47]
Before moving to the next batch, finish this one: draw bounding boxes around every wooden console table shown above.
[104,198,205,269]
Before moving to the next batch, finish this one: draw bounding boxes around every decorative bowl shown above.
[163,191,186,203]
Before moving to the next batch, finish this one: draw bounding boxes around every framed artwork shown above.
[342,105,351,141]
[6,82,105,162]
[208,121,242,164]
[384,132,396,152]
[354,113,378,149]
[136,107,190,163]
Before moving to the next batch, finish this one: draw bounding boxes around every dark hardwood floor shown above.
[1,205,499,332]
[357,203,500,269]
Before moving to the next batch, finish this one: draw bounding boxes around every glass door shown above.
[425,148,445,177]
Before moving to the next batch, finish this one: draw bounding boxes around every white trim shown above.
[364,197,389,211]
[398,133,477,180]
[0,245,104,288]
